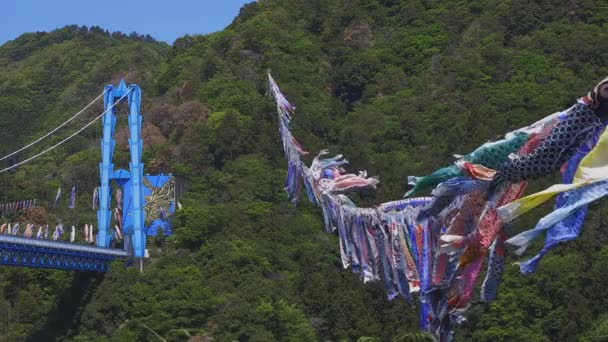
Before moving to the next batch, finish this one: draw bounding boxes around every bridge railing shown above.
[0,235,128,257]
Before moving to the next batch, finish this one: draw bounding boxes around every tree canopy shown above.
[0,1,608,340]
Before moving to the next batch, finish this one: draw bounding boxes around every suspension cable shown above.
[0,89,131,174]
[0,90,106,162]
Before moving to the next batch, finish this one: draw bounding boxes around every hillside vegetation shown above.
[1,1,608,341]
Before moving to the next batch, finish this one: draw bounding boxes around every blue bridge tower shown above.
[97,80,146,258]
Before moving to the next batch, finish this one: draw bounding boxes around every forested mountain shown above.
[1,0,608,340]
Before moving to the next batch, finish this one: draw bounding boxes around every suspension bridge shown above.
[0,80,179,271]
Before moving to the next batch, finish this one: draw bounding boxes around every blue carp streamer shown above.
[268,73,308,202]
[69,186,76,209]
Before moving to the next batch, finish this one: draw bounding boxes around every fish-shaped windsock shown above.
[514,141,596,275]
[70,226,75,242]
[89,225,94,243]
[0,223,6,234]
[92,187,99,210]
[23,223,32,238]
[268,73,310,202]
[53,188,62,207]
[11,223,19,235]
[492,103,603,185]
[84,224,89,242]
[115,225,123,240]
[498,123,608,223]
[507,179,608,258]
[44,224,49,239]
[405,165,462,197]
[36,226,42,239]
[480,235,506,303]
[114,208,123,230]
[69,186,76,209]
[116,188,122,211]
[405,132,529,196]
[501,125,608,259]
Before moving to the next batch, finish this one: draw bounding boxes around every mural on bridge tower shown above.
[143,174,175,236]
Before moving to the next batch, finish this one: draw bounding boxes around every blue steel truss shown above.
[0,235,128,271]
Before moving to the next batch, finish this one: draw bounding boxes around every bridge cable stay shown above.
[0,90,106,219]
[0,91,106,162]
[0,89,131,174]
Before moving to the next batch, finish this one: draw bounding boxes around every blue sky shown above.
[0,0,252,45]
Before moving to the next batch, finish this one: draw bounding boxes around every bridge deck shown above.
[0,235,129,271]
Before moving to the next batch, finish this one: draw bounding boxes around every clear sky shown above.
[0,0,253,45]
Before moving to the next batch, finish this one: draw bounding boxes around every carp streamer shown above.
[269,73,608,341]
